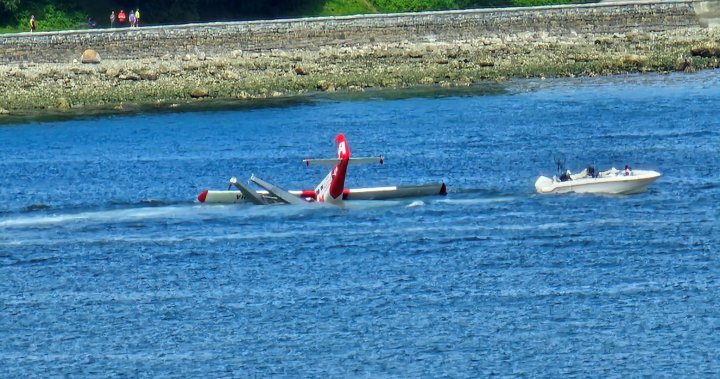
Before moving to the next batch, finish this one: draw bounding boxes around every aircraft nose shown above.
[198,189,208,203]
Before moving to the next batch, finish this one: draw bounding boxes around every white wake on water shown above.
[436,196,515,205]
[0,205,218,228]
[407,200,425,208]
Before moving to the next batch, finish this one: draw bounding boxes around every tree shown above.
[1,0,19,12]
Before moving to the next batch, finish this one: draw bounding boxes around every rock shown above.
[81,49,101,64]
[691,44,720,58]
[270,50,289,59]
[190,88,209,98]
[620,54,646,67]
[105,68,119,78]
[233,91,251,99]
[406,48,424,58]
[675,58,696,73]
[294,65,308,75]
[594,37,614,46]
[420,76,434,85]
[197,52,206,61]
[316,80,335,92]
[221,70,239,80]
[119,73,140,81]
[0,108,9,115]
[55,97,71,110]
[139,70,158,81]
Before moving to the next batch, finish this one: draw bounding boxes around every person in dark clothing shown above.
[587,165,596,178]
[559,170,572,182]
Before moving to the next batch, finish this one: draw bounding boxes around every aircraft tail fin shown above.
[313,133,353,203]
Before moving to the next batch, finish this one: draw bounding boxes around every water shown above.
[1,71,719,377]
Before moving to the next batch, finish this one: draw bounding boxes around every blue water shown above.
[1,71,719,377]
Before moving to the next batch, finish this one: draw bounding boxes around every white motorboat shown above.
[534,167,661,195]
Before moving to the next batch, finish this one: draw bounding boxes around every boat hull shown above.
[535,170,661,195]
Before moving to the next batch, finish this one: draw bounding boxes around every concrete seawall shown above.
[1,0,718,64]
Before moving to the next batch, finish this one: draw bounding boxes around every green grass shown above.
[0,25,22,33]
[510,0,592,5]
[371,0,456,13]
[319,0,378,16]
[0,3,86,33]
[0,0,602,33]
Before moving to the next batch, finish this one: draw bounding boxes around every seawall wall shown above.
[0,0,718,64]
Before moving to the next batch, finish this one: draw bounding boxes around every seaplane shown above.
[197,133,447,205]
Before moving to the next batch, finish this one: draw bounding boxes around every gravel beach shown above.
[1,26,719,118]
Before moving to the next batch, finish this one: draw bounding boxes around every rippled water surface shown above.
[1,71,719,377]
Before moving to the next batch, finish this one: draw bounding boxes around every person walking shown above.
[134,9,140,27]
[29,15,36,32]
[110,10,116,28]
[118,9,126,25]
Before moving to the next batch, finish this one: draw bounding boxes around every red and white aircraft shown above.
[197,133,447,205]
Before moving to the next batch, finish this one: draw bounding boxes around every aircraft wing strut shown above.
[229,177,267,205]
[249,174,308,205]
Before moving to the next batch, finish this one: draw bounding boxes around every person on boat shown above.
[559,170,572,182]
[587,165,596,178]
[624,165,632,176]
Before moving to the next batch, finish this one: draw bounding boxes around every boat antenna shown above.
[554,155,566,174]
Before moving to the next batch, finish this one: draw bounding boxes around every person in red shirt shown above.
[118,10,126,24]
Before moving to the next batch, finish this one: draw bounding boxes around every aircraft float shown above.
[197,133,447,205]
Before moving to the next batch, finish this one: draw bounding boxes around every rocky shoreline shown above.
[1,27,720,119]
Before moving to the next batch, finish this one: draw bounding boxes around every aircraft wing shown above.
[343,182,447,200]
[228,177,266,205]
[303,156,384,166]
[249,175,308,205]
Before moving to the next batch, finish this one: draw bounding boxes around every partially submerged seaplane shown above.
[197,133,447,205]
